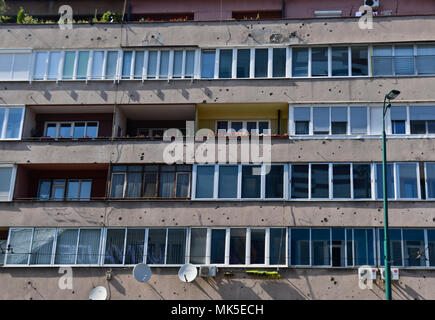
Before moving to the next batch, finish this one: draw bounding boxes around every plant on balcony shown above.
[100,11,121,23]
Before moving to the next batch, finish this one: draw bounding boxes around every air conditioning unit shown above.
[358,266,377,281]
[364,0,379,9]
[379,268,400,281]
[199,265,216,277]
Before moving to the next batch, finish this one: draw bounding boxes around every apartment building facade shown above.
[1,0,435,300]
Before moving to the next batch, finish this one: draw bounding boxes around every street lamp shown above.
[382,89,400,301]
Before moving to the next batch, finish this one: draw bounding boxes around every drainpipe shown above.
[277,110,281,135]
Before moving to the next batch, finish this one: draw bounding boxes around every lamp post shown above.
[382,89,400,301]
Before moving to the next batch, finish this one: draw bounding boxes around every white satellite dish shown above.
[178,264,198,283]
[133,263,152,283]
[89,286,107,300]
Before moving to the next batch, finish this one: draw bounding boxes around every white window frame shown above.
[214,119,271,134]
[0,164,17,202]
[43,121,99,139]
[0,106,25,141]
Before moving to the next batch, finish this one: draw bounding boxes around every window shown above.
[159,51,170,79]
[376,163,395,200]
[333,164,351,199]
[242,166,261,198]
[311,164,329,199]
[0,107,25,140]
[134,51,145,79]
[269,228,286,265]
[294,107,310,135]
[378,229,403,266]
[76,51,89,79]
[211,229,226,264]
[272,48,286,78]
[54,229,79,265]
[201,50,216,79]
[416,45,435,75]
[395,46,414,75]
[105,51,118,79]
[125,229,146,265]
[91,51,105,79]
[350,107,367,134]
[391,107,407,134]
[166,229,186,264]
[331,228,346,267]
[33,51,48,80]
[250,229,265,264]
[0,52,31,80]
[403,229,426,267]
[331,107,348,134]
[147,229,166,265]
[351,47,368,76]
[0,165,16,202]
[218,166,238,198]
[110,165,191,199]
[230,228,246,265]
[353,164,371,199]
[62,51,76,79]
[397,163,418,199]
[428,230,435,267]
[410,107,435,134]
[311,47,328,76]
[216,120,270,134]
[265,165,284,198]
[38,179,92,201]
[44,121,99,138]
[254,49,268,78]
[332,47,348,76]
[353,229,375,266]
[313,107,329,135]
[292,48,308,77]
[237,49,250,78]
[77,229,101,264]
[311,229,330,266]
[30,228,56,265]
[195,166,215,198]
[290,164,308,199]
[426,163,435,199]
[5,229,32,265]
[190,228,207,264]
[291,229,310,265]
[372,46,393,76]
[122,51,133,79]
[219,49,233,78]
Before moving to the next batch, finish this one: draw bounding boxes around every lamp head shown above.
[386,90,400,101]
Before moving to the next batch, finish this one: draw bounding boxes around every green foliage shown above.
[0,15,11,23]
[16,6,24,23]
[0,0,8,15]
[100,11,121,23]
[245,270,281,279]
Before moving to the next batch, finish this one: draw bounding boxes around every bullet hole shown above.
[172,218,175,221]
[118,217,122,221]
[329,89,332,91]
[330,277,334,281]
[100,215,103,218]
[330,30,333,32]
[151,35,155,38]
[248,33,252,37]
[72,291,75,294]
[261,219,264,222]
[227,217,230,220]
[324,218,328,222]
[298,156,301,159]
[307,34,310,37]
[432,218,435,222]
[269,92,273,96]
[322,141,326,144]
[285,23,288,26]
[210,220,214,223]
[219,89,222,92]
[217,37,220,40]
[226,89,229,91]
[28,281,31,285]
[90,38,93,41]
[65,35,69,38]
[353,212,357,215]
[338,90,342,93]
[161,219,165,222]
[334,281,337,285]
[202,100,207,103]
[97,37,101,40]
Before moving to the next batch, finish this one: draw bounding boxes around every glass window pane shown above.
[426,163,435,198]
[173,51,183,78]
[270,228,286,265]
[0,108,5,138]
[6,229,32,265]
[346,229,353,266]
[219,49,233,78]
[351,47,368,76]
[55,229,78,265]
[331,107,347,134]
[311,47,328,76]
[379,229,403,266]
[5,108,24,139]
[79,181,91,200]
[395,46,414,75]
[255,49,268,77]
[250,229,265,264]
[29,228,55,265]
[105,51,118,79]
[12,53,30,80]
[66,180,80,200]
[134,51,144,79]
[333,164,350,198]
[265,165,283,198]
[176,173,190,198]
[242,166,261,198]
[38,180,51,200]
[0,53,13,80]
[91,51,104,79]
[273,48,286,77]
[104,229,125,265]
[410,106,435,121]
[291,165,308,199]
[110,173,125,198]
[73,122,85,138]
[230,228,246,265]
[398,163,418,199]
[403,229,425,267]
[410,120,426,134]
[167,229,186,264]
[201,50,215,79]
[417,45,435,75]
[294,107,310,121]
[196,166,214,198]
[311,164,329,198]
[76,51,89,79]
[350,107,367,134]
[311,229,330,266]
[373,46,393,76]
[291,229,310,265]
[77,229,101,264]
[159,51,169,78]
[126,172,142,198]
[159,172,175,198]
[0,167,12,201]
[237,49,250,78]
[124,229,145,265]
[313,107,330,134]
[185,50,195,78]
[218,166,238,198]
[428,230,435,267]
[59,123,72,138]
[147,51,158,78]
[190,228,207,264]
[231,121,243,132]
[353,229,374,266]
[147,229,166,264]
[353,164,371,199]
[143,173,157,197]
[292,48,308,77]
[52,180,65,200]
[34,52,48,80]
[211,229,226,264]
[332,228,346,267]
[63,51,75,79]
[376,163,394,199]
[122,51,133,78]
[332,47,348,76]
[85,122,98,138]
[259,121,269,134]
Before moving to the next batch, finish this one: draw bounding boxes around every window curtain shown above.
[6,229,32,265]
[189,228,207,264]
[147,229,166,264]
[125,229,145,265]
[159,172,175,198]
[104,229,125,265]
[77,229,101,264]
[166,229,186,264]
[6,108,23,139]
[126,173,142,198]
[30,228,56,265]
[110,174,125,198]
[55,229,78,264]
[91,51,104,79]
[175,173,190,198]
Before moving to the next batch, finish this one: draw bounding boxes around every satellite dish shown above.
[89,286,107,300]
[133,263,152,283]
[178,264,197,283]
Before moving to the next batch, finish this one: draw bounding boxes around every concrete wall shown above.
[0,267,432,300]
